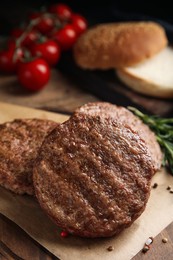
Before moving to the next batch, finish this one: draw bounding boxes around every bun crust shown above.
[73,22,167,69]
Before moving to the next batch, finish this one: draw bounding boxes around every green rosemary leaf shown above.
[128,107,173,175]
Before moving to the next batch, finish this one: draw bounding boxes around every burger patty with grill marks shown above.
[33,112,154,238]
[0,118,57,195]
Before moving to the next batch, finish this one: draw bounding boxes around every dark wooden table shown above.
[0,69,173,260]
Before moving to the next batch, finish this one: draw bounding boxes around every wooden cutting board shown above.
[0,102,173,260]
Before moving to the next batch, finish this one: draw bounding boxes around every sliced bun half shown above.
[116,46,173,99]
[73,21,167,69]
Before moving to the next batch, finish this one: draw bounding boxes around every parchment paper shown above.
[0,102,173,260]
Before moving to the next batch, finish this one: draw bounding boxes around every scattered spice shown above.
[162,237,168,243]
[142,245,149,253]
[152,183,158,189]
[145,237,153,246]
[60,231,69,238]
[107,246,114,252]
[167,186,171,190]
[142,237,154,253]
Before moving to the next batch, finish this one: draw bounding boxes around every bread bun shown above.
[116,46,173,99]
[73,21,167,69]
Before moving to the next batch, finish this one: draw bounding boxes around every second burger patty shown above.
[33,111,154,238]
[0,118,57,195]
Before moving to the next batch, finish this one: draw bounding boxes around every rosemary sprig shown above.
[128,107,173,175]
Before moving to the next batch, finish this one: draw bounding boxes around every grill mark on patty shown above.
[73,146,147,214]
[35,162,101,231]
[81,121,150,180]
[72,119,151,189]
[97,121,154,179]
[70,127,149,211]
[35,160,126,232]
[40,146,127,224]
[75,102,162,172]
[33,110,153,237]
[40,122,150,219]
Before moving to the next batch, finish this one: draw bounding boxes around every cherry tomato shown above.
[17,58,50,91]
[29,12,54,35]
[48,3,72,20]
[30,39,61,66]
[0,42,23,73]
[71,14,88,36]
[11,28,39,47]
[53,24,77,50]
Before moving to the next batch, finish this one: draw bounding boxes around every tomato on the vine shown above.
[11,28,39,47]
[52,24,77,50]
[30,39,61,66]
[29,12,54,35]
[48,3,72,20]
[0,41,23,73]
[3,2,88,89]
[71,14,88,36]
[17,58,50,91]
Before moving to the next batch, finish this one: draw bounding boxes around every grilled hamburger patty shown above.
[0,118,57,195]
[33,113,154,238]
[74,102,162,172]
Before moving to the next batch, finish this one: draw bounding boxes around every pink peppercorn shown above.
[60,231,69,237]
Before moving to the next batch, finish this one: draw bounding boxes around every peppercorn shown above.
[107,246,114,252]
[152,183,158,189]
[162,237,168,243]
[142,245,149,253]
[142,236,154,253]
[145,237,153,246]
[60,231,69,237]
